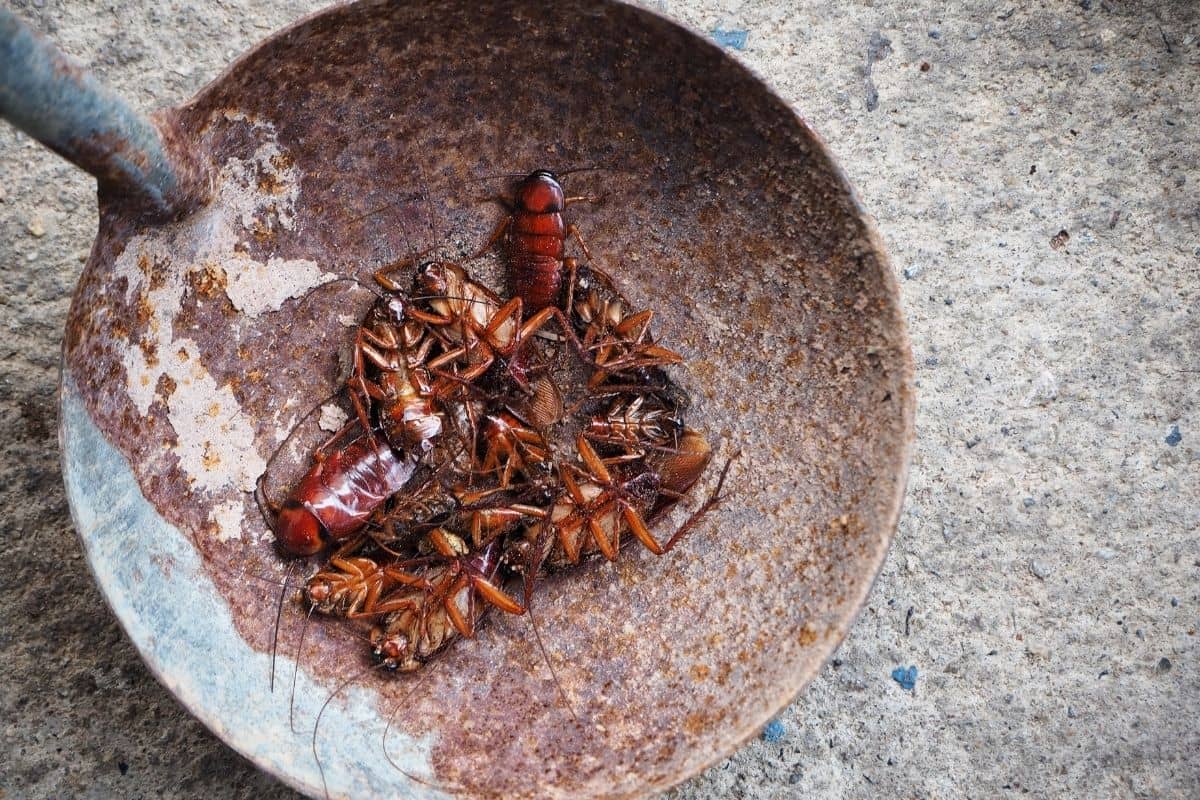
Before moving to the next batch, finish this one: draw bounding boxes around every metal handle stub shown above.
[0,9,211,220]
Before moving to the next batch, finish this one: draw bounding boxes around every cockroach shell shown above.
[653,428,714,497]
[511,375,564,429]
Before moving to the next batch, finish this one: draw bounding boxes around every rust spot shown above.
[797,623,818,646]
[138,338,159,367]
[194,262,228,298]
[690,664,711,681]
[683,712,707,736]
[201,441,221,469]
[135,295,154,328]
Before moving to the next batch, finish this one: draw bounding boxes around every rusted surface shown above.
[62,1,914,797]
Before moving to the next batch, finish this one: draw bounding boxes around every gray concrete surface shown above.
[1,1,1196,798]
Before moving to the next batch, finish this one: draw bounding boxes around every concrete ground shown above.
[1,1,1196,798]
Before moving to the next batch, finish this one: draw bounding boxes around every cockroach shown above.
[450,483,549,548]
[573,286,685,387]
[584,394,683,453]
[529,433,730,568]
[410,260,585,395]
[369,472,460,550]
[264,425,419,558]
[476,410,554,489]
[369,538,525,673]
[304,554,433,619]
[483,169,598,315]
[345,269,467,458]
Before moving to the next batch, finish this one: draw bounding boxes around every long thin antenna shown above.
[527,607,580,724]
[270,560,297,692]
[312,664,383,800]
[289,606,314,734]
[381,679,456,793]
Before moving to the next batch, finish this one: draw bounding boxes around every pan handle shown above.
[0,9,210,220]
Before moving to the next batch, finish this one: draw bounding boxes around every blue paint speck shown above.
[1165,425,1182,447]
[892,665,918,691]
[761,718,786,742]
[711,28,749,50]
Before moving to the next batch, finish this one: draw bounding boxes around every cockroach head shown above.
[517,170,565,214]
[370,626,415,672]
[274,500,324,557]
[414,261,450,295]
[384,294,406,323]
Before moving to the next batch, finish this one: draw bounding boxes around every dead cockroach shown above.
[480,169,603,315]
[573,286,685,388]
[369,537,525,673]
[528,432,730,568]
[410,260,583,396]
[584,394,683,453]
[475,410,555,490]
[260,424,418,558]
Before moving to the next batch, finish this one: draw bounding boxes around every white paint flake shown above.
[109,118,325,533]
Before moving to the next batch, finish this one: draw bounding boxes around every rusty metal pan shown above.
[3,1,913,797]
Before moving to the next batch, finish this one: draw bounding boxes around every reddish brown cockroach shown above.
[347,282,446,454]
[584,394,683,453]
[410,260,585,395]
[265,427,418,558]
[573,286,685,388]
[486,169,596,314]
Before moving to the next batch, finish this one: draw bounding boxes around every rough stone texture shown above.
[0,2,1196,800]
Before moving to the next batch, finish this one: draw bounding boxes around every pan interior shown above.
[63,1,913,797]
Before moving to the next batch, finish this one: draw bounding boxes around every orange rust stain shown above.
[797,623,818,646]
[683,712,707,736]
[139,339,158,367]
[194,262,228,298]
[251,218,274,242]
[269,151,294,171]
[257,171,286,195]
[690,664,710,682]
[135,295,154,328]
[176,348,189,362]
[201,442,221,469]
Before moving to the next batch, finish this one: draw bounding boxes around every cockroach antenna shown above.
[313,663,386,800]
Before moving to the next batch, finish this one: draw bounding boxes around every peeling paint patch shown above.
[165,339,265,493]
[318,402,349,432]
[110,119,313,510]
[221,254,332,316]
[211,498,246,542]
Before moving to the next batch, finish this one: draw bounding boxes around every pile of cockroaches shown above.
[259,170,730,673]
